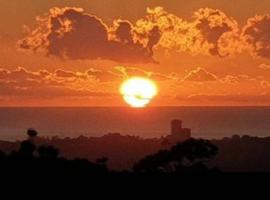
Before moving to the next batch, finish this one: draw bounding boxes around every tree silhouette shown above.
[96,157,109,166]
[38,145,59,159]
[0,129,222,175]
[133,139,219,173]
[18,140,36,158]
[0,129,110,176]
[27,129,38,139]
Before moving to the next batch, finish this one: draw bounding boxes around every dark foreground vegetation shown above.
[1,129,270,174]
[0,129,220,176]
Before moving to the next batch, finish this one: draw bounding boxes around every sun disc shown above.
[120,77,158,108]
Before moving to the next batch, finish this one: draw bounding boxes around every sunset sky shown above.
[1,0,270,106]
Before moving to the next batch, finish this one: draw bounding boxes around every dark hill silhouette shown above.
[0,129,219,175]
[1,130,270,172]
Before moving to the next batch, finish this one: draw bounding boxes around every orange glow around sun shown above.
[120,77,158,108]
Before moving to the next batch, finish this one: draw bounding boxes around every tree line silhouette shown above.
[133,139,219,173]
[2,129,270,173]
[0,129,219,175]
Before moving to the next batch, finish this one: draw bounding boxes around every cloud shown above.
[114,66,176,81]
[258,63,270,70]
[135,7,198,53]
[219,74,259,85]
[114,66,149,77]
[135,7,239,57]
[176,72,269,105]
[193,8,240,56]
[86,68,123,82]
[54,69,88,81]
[18,7,161,63]
[55,69,78,78]
[177,93,270,105]
[0,81,111,98]
[0,67,49,81]
[150,72,178,82]
[0,66,123,98]
[261,80,270,88]
[182,67,217,82]
[0,66,175,99]
[18,6,270,62]
[242,15,270,59]
[18,6,242,62]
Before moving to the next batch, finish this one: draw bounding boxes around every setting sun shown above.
[120,77,158,108]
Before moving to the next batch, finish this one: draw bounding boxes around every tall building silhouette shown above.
[171,120,183,135]
[166,120,191,142]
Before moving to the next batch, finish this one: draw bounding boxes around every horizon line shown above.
[1,105,270,108]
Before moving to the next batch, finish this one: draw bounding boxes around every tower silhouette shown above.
[166,120,191,143]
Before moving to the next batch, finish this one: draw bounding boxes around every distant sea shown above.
[0,107,270,141]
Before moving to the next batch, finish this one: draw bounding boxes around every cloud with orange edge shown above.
[18,7,161,63]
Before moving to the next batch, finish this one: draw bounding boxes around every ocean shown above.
[0,107,270,141]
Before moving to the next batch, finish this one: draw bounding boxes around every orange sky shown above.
[1,0,270,106]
